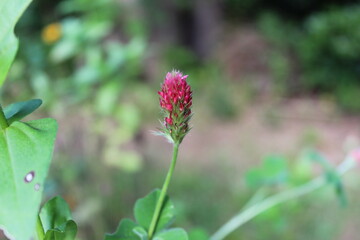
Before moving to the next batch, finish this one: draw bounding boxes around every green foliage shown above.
[153,228,188,240]
[43,221,77,240]
[0,0,32,87]
[4,99,42,124]
[0,1,62,239]
[107,189,187,240]
[298,5,360,96]
[306,150,347,206]
[335,84,360,113]
[257,12,296,95]
[134,189,176,232]
[40,196,78,240]
[105,219,146,240]
[12,0,147,107]
[245,155,288,189]
[7,0,149,174]
[0,118,57,240]
[188,228,209,240]
[259,7,360,112]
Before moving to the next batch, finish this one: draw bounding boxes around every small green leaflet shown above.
[188,228,209,240]
[307,150,347,206]
[0,0,33,87]
[106,189,183,240]
[104,219,147,240]
[4,99,43,124]
[134,189,176,232]
[245,155,288,189]
[0,118,58,240]
[154,228,188,240]
[43,221,77,240]
[40,196,78,240]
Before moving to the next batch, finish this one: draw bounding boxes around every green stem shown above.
[35,215,45,240]
[0,105,8,130]
[148,143,179,239]
[210,157,355,240]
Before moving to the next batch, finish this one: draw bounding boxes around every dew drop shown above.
[24,171,35,183]
[34,183,41,191]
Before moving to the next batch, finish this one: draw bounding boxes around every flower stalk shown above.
[148,143,179,239]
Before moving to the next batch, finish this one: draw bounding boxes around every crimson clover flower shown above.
[157,70,192,144]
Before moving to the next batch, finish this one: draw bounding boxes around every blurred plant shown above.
[7,0,150,178]
[257,12,296,96]
[259,7,360,112]
[223,0,359,21]
[297,5,360,112]
[209,149,358,240]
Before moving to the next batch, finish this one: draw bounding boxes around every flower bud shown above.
[158,70,192,144]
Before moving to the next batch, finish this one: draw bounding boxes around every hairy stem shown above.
[0,105,8,130]
[210,156,355,240]
[148,143,179,239]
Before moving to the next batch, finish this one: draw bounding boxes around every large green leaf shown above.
[0,118,58,240]
[153,228,188,240]
[0,0,32,87]
[134,189,176,233]
[4,99,42,124]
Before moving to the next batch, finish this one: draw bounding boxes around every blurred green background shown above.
[1,0,360,239]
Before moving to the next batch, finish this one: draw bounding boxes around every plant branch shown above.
[148,143,179,239]
[210,156,356,240]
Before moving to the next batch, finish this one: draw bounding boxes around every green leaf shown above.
[245,155,288,189]
[134,189,175,233]
[188,228,209,240]
[4,99,42,124]
[105,219,146,240]
[40,196,74,232]
[132,227,148,240]
[307,150,347,206]
[153,228,188,240]
[40,197,77,240]
[95,81,121,116]
[0,118,58,240]
[44,220,77,240]
[245,169,264,189]
[0,0,33,87]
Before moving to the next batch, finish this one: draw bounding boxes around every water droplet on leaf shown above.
[24,171,35,183]
[34,183,41,191]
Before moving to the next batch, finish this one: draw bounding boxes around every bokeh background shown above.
[1,0,360,239]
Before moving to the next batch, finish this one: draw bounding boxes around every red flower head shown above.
[158,70,192,144]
